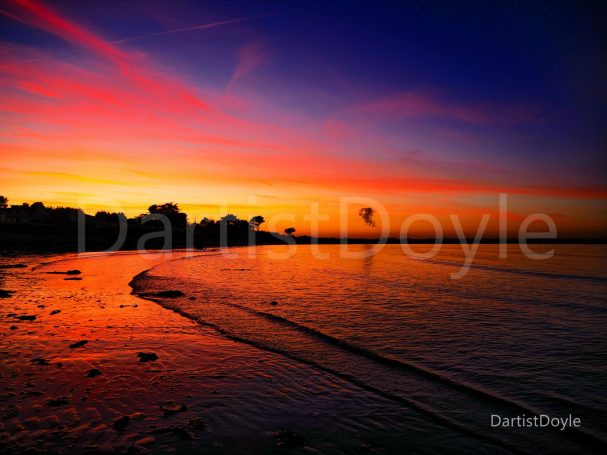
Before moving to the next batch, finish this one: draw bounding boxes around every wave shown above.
[130,270,526,453]
[130,263,607,453]
[30,249,220,271]
[421,258,607,282]
[322,266,607,314]
[193,298,607,447]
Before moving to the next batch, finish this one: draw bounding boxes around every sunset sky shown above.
[1,0,606,237]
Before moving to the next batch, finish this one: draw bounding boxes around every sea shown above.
[131,244,607,453]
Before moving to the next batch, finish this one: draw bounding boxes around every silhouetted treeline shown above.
[0,198,301,252]
[0,196,601,253]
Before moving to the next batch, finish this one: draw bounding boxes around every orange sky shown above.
[1,0,606,238]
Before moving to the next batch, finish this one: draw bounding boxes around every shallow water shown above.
[133,244,607,452]
[0,251,509,454]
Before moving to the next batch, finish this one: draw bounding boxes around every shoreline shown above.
[131,248,607,453]
[0,250,491,453]
[2,249,604,453]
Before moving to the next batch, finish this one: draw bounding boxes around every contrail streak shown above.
[0,10,269,66]
[111,14,270,44]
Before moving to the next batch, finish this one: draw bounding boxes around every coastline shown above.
[0,250,497,454]
[130,246,607,454]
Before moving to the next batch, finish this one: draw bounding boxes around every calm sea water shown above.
[134,244,607,452]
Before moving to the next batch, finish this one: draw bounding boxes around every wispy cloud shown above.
[0,0,605,236]
[227,40,271,92]
[340,91,542,127]
[112,14,270,44]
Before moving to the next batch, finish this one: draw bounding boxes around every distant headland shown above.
[0,196,603,253]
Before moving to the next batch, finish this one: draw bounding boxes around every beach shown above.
[2,0,606,452]
[1,246,606,453]
[0,250,504,454]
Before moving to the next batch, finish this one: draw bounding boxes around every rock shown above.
[112,415,130,432]
[0,290,15,298]
[47,396,70,407]
[31,358,50,365]
[137,352,158,362]
[0,264,27,269]
[10,325,17,330]
[69,340,89,348]
[270,301,279,306]
[86,368,102,378]
[50,310,61,315]
[46,270,81,275]
[16,315,36,321]
[160,403,187,416]
[154,290,185,298]
[273,430,305,448]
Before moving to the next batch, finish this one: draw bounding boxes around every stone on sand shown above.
[154,290,185,298]
[69,340,89,348]
[86,368,102,378]
[46,396,70,407]
[46,269,81,275]
[137,352,159,362]
[112,415,130,432]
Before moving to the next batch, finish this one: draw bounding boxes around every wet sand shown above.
[0,251,503,454]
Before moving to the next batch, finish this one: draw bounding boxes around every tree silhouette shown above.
[219,214,239,226]
[249,215,265,231]
[148,202,180,215]
[199,217,214,228]
[284,227,296,236]
[147,202,186,228]
[0,195,8,209]
[95,210,125,226]
[358,207,376,227]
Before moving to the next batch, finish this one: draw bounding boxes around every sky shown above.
[0,0,606,238]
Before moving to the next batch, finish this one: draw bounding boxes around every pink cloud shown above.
[227,41,270,93]
[1,0,605,222]
[10,0,127,64]
[337,90,542,127]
